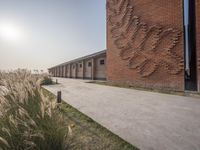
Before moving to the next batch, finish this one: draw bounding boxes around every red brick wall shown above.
[106,0,184,91]
[196,0,200,92]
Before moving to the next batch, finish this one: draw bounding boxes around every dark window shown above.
[88,62,92,67]
[100,59,105,65]
[73,64,75,69]
[79,63,82,68]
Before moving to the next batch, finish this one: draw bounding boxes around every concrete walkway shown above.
[43,78,200,150]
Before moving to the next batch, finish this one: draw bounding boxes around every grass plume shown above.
[0,70,69,150]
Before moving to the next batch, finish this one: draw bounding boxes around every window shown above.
[88,62,92,67]
[79,63,82,68]
[100,59,105,65]
[73,64,75,69]
[184,0,190,76]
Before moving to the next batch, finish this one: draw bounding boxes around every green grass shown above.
[88,81,200,97]
[43,88,139,150]
[41,76,58,85]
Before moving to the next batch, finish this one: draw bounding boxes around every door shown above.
[184,0,197,91]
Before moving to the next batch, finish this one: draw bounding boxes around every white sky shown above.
[0,0,106,72]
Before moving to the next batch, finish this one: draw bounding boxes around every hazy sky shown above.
[0,0,106,72]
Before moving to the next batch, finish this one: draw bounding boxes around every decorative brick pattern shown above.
[107,0,184,91]
[107,0,183,77]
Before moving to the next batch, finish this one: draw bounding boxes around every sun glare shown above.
[0,23,23,42]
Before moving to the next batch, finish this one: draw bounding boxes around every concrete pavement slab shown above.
[43,78,200,150]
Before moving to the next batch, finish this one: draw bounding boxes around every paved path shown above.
[43,78,200,150]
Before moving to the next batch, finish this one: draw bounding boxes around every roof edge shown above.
[48,49,106,69]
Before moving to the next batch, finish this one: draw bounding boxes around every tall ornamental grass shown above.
[0,70,69,150]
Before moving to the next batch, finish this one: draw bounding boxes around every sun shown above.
[0,23,22,42]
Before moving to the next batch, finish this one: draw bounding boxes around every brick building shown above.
[48,50,106,80]
[49,0,200,92]
[107,0,200,92]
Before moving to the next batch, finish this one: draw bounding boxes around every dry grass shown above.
[0,70,138,150]
[0,70,70,150]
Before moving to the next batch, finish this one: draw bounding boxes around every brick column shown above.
[69,64,72,78]
[58,67,60,77]
[56,67,58,77]
[75,64,77,78]
[61,66,63,77]
[55,68,56,77]
[65,65,67,78]
[60,66,62,77]
[91,58,96,80]
[59,66,61,77]
[53,68,55,77]
[62,66,65,77]
[57,67,59,77]
[62,66,64,77]
[82,60,85,79]
[67,64,70,78]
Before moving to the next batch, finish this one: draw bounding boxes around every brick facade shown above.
[106,0,185,91]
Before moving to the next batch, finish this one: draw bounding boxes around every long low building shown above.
[48,50,106,80]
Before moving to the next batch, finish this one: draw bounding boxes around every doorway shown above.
[184,0,197,91]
